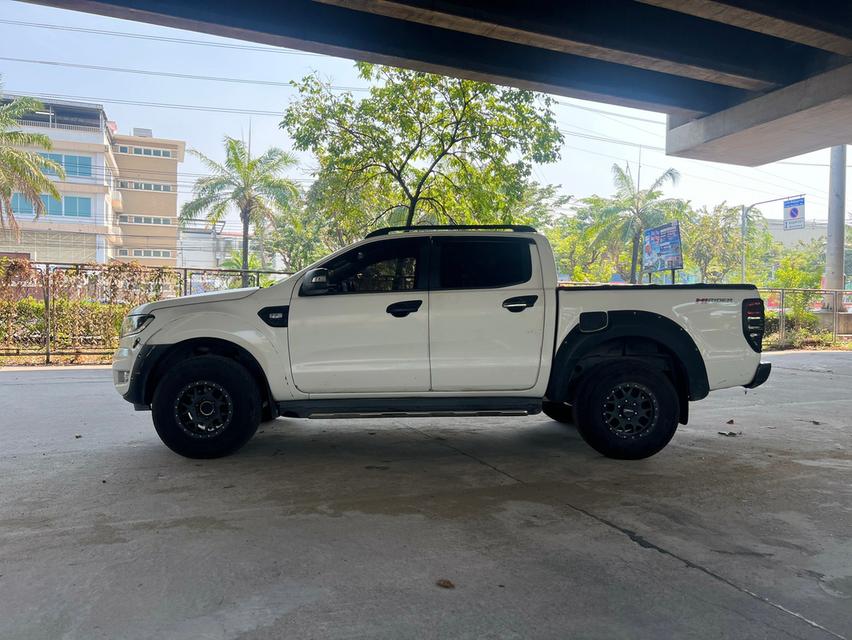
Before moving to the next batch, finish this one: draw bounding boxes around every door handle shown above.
[386,300,423,318]
[502,295,538,313]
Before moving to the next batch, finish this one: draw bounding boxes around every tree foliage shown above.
[682,204,742,283]
[579,164,685,283]
[0,90,64,238]
[282,63,563,228]
[180,137,300,286]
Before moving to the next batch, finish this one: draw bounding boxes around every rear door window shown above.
[435,238,532,289]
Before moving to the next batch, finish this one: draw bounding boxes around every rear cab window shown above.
[434,237,533,289]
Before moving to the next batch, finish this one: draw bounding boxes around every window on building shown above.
[11,193,34,214]
[162,150,171,158]
[118,249,129,257]
[143,148,153,156]
[118,145,129,154]
[64,155,92,178]
[64,196,92,218]
[117,180,173,193]
[133,147,143,155]
[40,195,62,216]
[39,152,63,176]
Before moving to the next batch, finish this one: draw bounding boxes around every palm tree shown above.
[180,137,299,287]
[0,93,65,237]
[585,163,683,284]
[219,250,276,288]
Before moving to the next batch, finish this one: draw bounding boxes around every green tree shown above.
[282,63,563,228]
[772,240,823,289]
[0,93,64,237]
[545,214,616,282]
[682,204,742,283]
[219,251,276,288]
[581,163,684,284]
[180,137,299,287]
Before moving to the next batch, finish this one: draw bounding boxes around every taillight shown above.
[742,298,765,353]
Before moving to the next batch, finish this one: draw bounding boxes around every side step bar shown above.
[276,397,542,419]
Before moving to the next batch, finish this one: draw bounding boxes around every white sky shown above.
[1,0,845,233]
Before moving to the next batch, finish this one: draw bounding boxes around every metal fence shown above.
[758,287,852,344]
[0,261,291,363]
[1,262,849,364]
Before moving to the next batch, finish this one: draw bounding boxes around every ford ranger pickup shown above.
[113,225,771,460]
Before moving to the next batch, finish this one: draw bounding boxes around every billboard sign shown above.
[783,197,805,230]
[642,221,683,274]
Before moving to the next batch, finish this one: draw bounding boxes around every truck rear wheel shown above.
[542,401,574,425]
[573,363,678,459]
[152,355,261,459]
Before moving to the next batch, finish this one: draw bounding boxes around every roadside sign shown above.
[642,221,683,274]
[783,197,805,230]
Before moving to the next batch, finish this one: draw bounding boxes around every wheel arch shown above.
[136,337,276,421]
[546,310,709,424]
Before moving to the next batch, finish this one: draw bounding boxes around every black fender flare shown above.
[546,310,710,403]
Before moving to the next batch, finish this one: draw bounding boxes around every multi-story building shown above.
[0,96,184,265]
[112,128,185,267]
[177,221,256,270]
[766,218,828,248]
[0,97,120,263]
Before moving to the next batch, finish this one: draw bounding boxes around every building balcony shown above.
[111,191,123,212]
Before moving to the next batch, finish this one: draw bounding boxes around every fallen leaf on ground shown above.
[717,431,739,437]
[726,419,735,425]
[436,579,455,589]
[74,434,82,439]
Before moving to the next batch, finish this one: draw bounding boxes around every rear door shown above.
[428,236,546,391]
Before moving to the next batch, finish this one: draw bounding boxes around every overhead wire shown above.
[0,18,326,56]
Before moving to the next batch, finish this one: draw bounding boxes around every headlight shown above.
[120,313,154,338]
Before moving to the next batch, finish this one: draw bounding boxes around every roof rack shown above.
[365,224,537,238]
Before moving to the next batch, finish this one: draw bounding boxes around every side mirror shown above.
[300,268,330,296]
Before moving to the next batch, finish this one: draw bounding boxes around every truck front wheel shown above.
[151,355,261,459]
[573,363,679,459]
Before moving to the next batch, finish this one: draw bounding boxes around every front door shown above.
[288,237,430,394]
[428,236,546,391]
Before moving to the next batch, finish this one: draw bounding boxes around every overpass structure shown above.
[27,0,852,166]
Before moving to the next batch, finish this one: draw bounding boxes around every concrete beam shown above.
[22,0,748,116]
[638,0,852,56]
[319,0,826,91]
[666,64,852,166]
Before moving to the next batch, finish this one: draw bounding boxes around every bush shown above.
[0,297,133,351]
[764,309,819,335]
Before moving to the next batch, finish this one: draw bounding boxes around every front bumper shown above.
[744,362,771,389]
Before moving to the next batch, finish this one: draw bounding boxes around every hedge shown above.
[0,297,133,351]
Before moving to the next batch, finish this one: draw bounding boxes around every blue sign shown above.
[784,197,805,230]
[642,221,683,274]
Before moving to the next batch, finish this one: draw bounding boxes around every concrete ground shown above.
[0,352,850,640]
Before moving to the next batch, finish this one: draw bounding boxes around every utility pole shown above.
[824,145,846,307]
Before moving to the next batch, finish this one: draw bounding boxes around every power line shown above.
[0,18,325,56]
[16,90,284,116]
[553,99,666,126]
[0,56,371,92]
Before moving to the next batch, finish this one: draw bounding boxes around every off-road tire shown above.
[152,355,261,459]
[573,362,679,459]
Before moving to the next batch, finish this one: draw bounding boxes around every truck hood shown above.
[133,287,260,314]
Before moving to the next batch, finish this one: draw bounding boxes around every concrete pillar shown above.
[825,145,846,307]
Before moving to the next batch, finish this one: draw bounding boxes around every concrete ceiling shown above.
[24,0,852,165]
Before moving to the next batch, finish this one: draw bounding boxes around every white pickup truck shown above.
[113,225,770,460]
